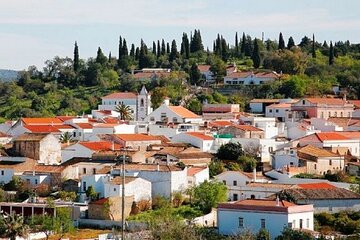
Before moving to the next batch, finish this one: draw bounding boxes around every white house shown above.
[249,99,280,113]
[110,164,187,199]
[224,71,280,85]
[217,199,314,239]
[145,104,202,124]
[61,141,119,163]
[148,123,199,139]
[0,157,37,184]
[97,86,152,121]
[265,103,291,122]
[187,167,209,186]
[171,132,214,152]
[272,148,299,170]
[104,176,152,201]
[198,64,214,83]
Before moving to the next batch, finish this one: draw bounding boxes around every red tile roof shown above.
[234,125,263,132]
[24,125,61,133]
[208,121,233,128]
[56,116,77,121]
[22,118,63,125]
[337,131,360,140]
[197,65,211,72]
[75,123,94,129]
[101,92,137,99]
[53,125,76,130]
[187,167,207,176]
[298,145,340,158]
[227,71,280,79]
[79,141,120,151]
[305,98,348,105]
[0,131,10,138]
[185,132,214,140]
[218,199,303,213]
[297,182,336,189]
[250,99,280,104]
[114,134,161,142]
[349,100,360,109]
[267,103,291,108]
[168,106,200,118]
[90,198,109,205]
[315,132,349,141]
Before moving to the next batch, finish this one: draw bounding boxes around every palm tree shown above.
[59,132,73,144]
[115,102,133,120]
[2,213,29,240]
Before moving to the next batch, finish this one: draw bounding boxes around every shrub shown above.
[137,199,152,212]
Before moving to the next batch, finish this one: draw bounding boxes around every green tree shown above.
[279,76,306,98]
[240,32,246,56]
[257,228,270,240]
[329,41,334,65]
[287,37,295,49]
[192,180,227,213]
[190,29,204,53]
[169,39,178,62]
[186,97,202,113]
[278,32,285,50]
[181,33,190,59]
[59,132,73,144]
[238,155,257,172]
[189,63,201,85]
[312,34,316,58]
[275,227,314,240]
[95,47,107,66]
[252,38,261,68]
[216,142,244,161]
[235,32,240,57]
[115,102,133,120]
[209,160,225,178]
[85,186,98,201]
[209,56,226,85]
[73,41,79,72]
[1,213,29,240]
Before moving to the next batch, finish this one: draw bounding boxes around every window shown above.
[329,112,331,118]
[140,99,144,107]
[35,179,38,185]
[341,112,343,117]
[79,132,82,136]
[93,168,96,174]
[259,81,264,84]
[83,168,87,174]
[73,132,76,137]
[233,180,237,186]
[233,194,238,201]
[292,220,296,228]
[239,81,244,84]
[268,147,274,153]
[172,117,178,123]
[269,109,273,113]
[222,180,226,185]
[300,219,303,229]
[114,188,116,192]
[83,181,87,192]
[238,217,244,228]
[302,100,305,105]
[314,164,317,170]
[329,159,332,166]
[288,222,292,228]
[233,81,238,84]
[275,109,279,113]
[306,218,309,228]
[1,170,3,176]
[261,219,266,228]
[251,194,255,199]
[334,112,337,117]
[150,117,155,121]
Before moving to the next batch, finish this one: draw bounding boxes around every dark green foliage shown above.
[157,40,161,58]
[191,180,227,213]
[275,227,314,240]
[329,41,334,65]
[209,160,225,178]
[287,37,295,49]
[181,33,190,59]
[166,42,170,54]
[257,228,270,240]
[190,29,204,53]
[130,44,135,59]
[237,155,257,172]
[73,41,79,72]
[152,41,156,56]
[252,38,261,68]
[312,34,316,58]
[278,32,285,50]
[235,32,240,57]
[240,32,246,55]
[161,39,166,55]
[95,47,107,66]
[216,142,243,160]
[169,39,178,62]
[189,63,201,85]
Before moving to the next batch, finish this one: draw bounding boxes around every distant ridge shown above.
[0,69,19,82]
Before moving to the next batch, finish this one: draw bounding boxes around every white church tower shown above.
[137,85,152,121]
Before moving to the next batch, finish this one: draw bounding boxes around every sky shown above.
[1,0,360,70]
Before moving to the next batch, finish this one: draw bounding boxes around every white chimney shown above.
[253,168,257,182]
[111,141,115,151]
[163,98,170,106]
[157,163,160,171]
[276,196,280,206]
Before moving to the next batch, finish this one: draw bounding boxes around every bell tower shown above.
[137,85,152,121]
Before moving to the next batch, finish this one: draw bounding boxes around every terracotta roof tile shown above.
[187,166,207,176]
[15,133,50,141]
[197,65,211,72]
[185,132,214,140]
[267,103,291,108]
[349,100,360,109]
[114,134,161,142]
[227,71,280,79]
[218,199,300,213]
[298,145,340,158]
[168,106,200,119]
[109,176,138,185]
[234,125,263,132]
[250,99,281,104]
[114,163,183,172]
[283,188,360,200]
[102,92,137,99]
[75,123,94,129]
[22,118,63,125]
[296,182,336,189]
[24,125,61,133]
[208,121,233,128]
[305,98,349,105]
[315,132,349,141]
[79,141,120,151]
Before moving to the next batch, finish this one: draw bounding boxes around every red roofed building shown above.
[224,71,281,85]
[146,103,202,124]
[112,134,162,150]
[187,166,209,186]
[197,64,214,83]
[218,124,264,139]
[296,182,336,189]
[172,132,214,152]
[291,97,354,120]
[218,199,314,238]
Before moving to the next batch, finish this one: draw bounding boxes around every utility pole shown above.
[121,149,126,240]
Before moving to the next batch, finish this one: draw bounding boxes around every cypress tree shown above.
[245,35,253,57]
[161,39,166,55]
[181,33,190,59]
[221,36,228,61]
[108,52,112,63]
[323,40,328,48]
[139,40,147,69]
[96,47,107,65]
[122,39,128,56]
[252,38,261,69]
[118,36,123,59]
[130,44,135,59]
[235,32,239,57]
[73,41,79,72]
[166,42,170,54]
[157,40,161,58]
[287,37,295,49]
[329,41,334,65]
[152,41,156,56]
[169,39,178,62]
[135,47,140,61]
[240,32,246,55]
[312,34,316,58]
[278,32,285,50]
[190,29,203,53]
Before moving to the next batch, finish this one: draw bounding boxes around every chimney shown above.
[343,93,347,102]
[276,196,280,206]
[253,168,257,182]
[157,163,160,171]
[111,141,115,151]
